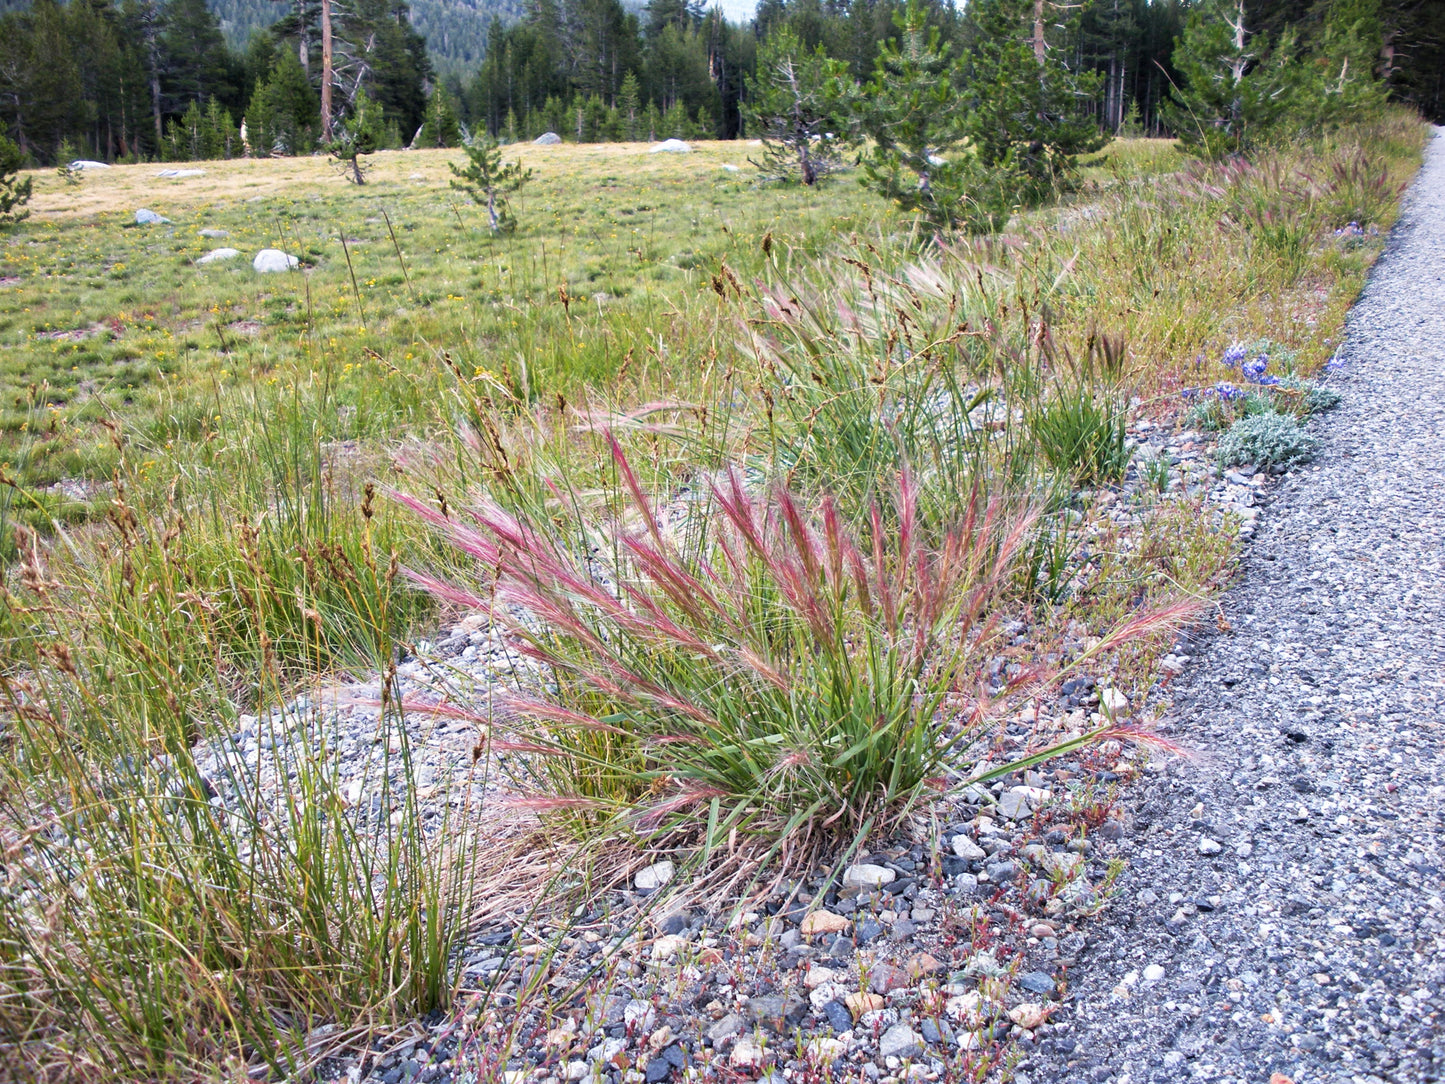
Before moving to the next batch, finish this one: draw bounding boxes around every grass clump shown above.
[400,441,1196,888]
[0,537,474,1080]
[1216,411,1320,469]
[1028,333,1131,488]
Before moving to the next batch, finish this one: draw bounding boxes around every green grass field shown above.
[4,143,887,497]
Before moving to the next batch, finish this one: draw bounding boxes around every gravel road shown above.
[1028,129,1445,1084]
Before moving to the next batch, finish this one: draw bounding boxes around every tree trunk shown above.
[321,0,333,142]
[1032,0,1047,63]
[298,0,310,75]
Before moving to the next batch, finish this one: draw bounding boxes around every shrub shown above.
[1275,375,1341,415]
[1216,411,1319,468]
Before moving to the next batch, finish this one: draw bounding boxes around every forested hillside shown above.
[0,0,1438,167]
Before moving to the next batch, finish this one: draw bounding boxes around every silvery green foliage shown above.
[1276,376,1342,414]
[1216,412,1320,468]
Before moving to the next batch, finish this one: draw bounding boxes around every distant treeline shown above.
[0,0,1440,165]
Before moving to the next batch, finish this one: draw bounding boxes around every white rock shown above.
[565,1062,590,1081]
[69,160,110,170]
[1008,1003,1048,1029]
[729,1036,765,1068]
[135,208,170,225]
[803,965,839,989]
[156,168,205,178]
[651,934,686,960]
[998,785,1050,820]
[1142,963,1166,985]
[198,228,229,238]
[1199,837,1223,856]
[253,249,299,273]
[842,863,895,889]
[649,139,691,154]
[806,1037,845,1062]
[721,163,740,171]
[623,1000,655,1031]
[927,154,946,167]
[196,248,240,264]
[634,860,674,890]
[945,991,982,1021]
[534,131,562,145]
[951,834,985,861]
[1100,688,1130,715]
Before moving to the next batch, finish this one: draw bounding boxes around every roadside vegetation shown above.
[0,15,1430,1073]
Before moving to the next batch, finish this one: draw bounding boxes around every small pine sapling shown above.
[743,27,857,185]
[56,138,82,186]
[0,135,32,225]
[449,135,534,234]
[328,91,385,184]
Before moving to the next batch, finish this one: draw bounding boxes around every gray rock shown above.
[1018,971,1058,997]
[707,1013,744,1044]
[822,1000,853,1033]
[134,208,170,225]
[198,228,229,238]
[533,132,562,145]
[252,249,299,273]
[155,168,205,178]
[878,1024,923,1060]
[195,248,240,264]
[998,785,1049,820]
[69,160,110,170]
[649,139,691,154]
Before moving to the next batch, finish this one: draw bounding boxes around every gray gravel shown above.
[1027,129,1445,1083]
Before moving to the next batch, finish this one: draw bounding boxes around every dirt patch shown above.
[36,322,112,342]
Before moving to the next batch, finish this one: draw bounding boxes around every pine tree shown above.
[1292,0,1388,129]
[0,134,33,226]
[961,0,1108,201]
[418,84,462,147]
[743,27,856,185]
[857,1,1013,232]
[661,98,691,138]
[449,134,534,233]
[1159,0,1297,158]
[618,71,641,140]
[328,89,385,182]
[246,51,319,156]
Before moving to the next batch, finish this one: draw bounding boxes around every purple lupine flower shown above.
[1220,343,1247,368]
[1214,381,1242,401]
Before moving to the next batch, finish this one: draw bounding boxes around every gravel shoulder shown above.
[1028,128,1445,1084]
